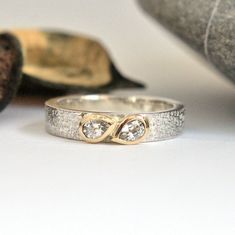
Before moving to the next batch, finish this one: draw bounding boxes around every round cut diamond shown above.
[119,119,145,141]
[82,120,110,139]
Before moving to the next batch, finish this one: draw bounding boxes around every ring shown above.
[45,95,185,145]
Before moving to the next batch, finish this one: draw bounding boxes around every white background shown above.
[0,0,235,234]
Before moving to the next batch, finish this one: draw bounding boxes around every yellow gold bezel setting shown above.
[79,114,116,144]
[112,115,149,145]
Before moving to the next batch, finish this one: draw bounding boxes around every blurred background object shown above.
[138,0,235,86]
[0,29,143,112]
[0,33,22,112]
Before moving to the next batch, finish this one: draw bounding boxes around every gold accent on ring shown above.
[79,114,149,145]
[112,115,149,145]
[79,114,116,144]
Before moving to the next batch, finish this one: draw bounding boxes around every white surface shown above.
[0,0,235,234]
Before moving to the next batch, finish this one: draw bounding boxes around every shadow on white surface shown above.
[20,121,46,137]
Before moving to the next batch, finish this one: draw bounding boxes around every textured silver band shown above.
[45,95,185,144]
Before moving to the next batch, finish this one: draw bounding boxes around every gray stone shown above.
[138,0,235,85]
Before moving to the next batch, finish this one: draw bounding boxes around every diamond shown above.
[82,120,110,139]
[119,119,146,141]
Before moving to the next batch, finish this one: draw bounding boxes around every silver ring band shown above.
[45,95,185,144]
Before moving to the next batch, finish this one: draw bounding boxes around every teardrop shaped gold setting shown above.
[79,114,116,143]
[112,115,149,145]
[79,114,149,144]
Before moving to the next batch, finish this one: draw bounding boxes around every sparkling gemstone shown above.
[82,120,110,139]
[119,119,145,141]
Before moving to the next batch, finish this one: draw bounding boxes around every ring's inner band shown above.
[56,95,177,113]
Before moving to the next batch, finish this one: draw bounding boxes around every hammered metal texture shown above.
[46,105,185,143]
